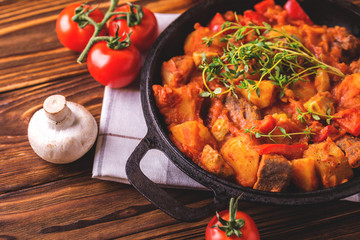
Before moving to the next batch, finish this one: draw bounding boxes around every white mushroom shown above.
[28,95,98,164]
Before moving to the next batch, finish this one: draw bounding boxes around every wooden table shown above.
[1,0,359,239]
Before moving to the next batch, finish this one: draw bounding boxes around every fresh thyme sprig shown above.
[244,125,314,143]
[200,21,345,98]
[296,107,341,125]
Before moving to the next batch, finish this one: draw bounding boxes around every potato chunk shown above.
[253,154,292,192]
[184,24,225,56]
[314,69,330,92]
[192,51,219,67]
[200,145,234,178]
[267,25,302,40]
[153,83,203,125]
[220,134,260,187]
[304,138,353,188]
[292,158,320,192]
[211,118,229,142]
[161,55,194,88]
[237,80,276,109]
[304,91,335,119]
[170,121,216,162]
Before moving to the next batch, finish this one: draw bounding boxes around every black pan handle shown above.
[125,134,227,222]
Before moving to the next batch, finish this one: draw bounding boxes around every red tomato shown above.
[205,198,260,240]
[108,4,158,51]
[284,0,313,25]
[254,0,275,14]
[56,3,107,52]
[243,10,267,26]
[334,108,360,136]
[87,41,141,88]
[209,13,226,32]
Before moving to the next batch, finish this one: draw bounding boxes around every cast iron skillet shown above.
[126,0,360,222]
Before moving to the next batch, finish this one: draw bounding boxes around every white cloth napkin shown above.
[92,13,359,201]
[92,13,205,190]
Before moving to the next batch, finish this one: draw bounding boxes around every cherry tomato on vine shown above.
[87,41,141,88]
[56,3,107,52]
[108,3,158,51]
[205,197,260,240]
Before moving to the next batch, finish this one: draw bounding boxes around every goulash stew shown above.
[153,0,360,192]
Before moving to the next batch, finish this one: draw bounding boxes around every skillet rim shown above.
[139,0,360,204]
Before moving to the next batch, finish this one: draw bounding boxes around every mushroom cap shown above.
[28,100,98,164]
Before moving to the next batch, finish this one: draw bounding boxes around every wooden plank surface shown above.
[0,0,359,239]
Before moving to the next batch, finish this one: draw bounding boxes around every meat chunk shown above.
[328,26,360,64]
[336,135,360,168]
[290,79,317,101]
[253,154,292,192]
[305,25,360,65]
[200,145,234,179]
[349,58,360,73]
[224,94,260,128]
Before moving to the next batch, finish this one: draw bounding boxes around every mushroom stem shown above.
[43,95,70,123]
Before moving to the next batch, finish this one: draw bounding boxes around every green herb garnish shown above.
[296,107,341,125]
[244,125,314,143]
[199,21,344,98]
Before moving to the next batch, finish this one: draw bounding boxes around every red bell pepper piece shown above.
[284,0,313,25]
[208,12,226,32]
[254,0,275,14]
[334,108,360,136]
[312,125,339,142]
[255,143,307,159]
[257,115,276,134]
[244,10,267,26]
